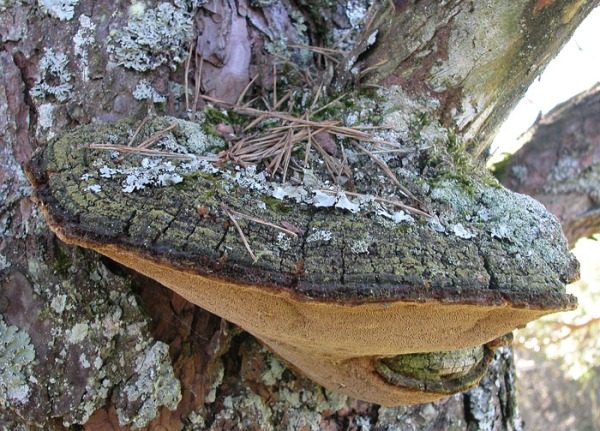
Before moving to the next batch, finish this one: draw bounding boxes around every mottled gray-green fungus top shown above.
[27,115,577,309]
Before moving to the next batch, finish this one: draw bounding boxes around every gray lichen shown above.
[38,0,79,21]
[0,316,35,407]
[116,341,181,429]
[260,355,285,386]
[205,340,351,430]
[211,389,274,431]
[30,47,73,102]
[306,228,333,243]
[133,79,166,104]
[0,240,182,428]
[0,254,10,272]
[429,178,577,288]
[465,347,523,431]
[73,14,96,82]
[108,2,193,72]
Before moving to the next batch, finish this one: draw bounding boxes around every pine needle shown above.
[226,207,298,237]
[88,144,199,160]
[222,206,257,263]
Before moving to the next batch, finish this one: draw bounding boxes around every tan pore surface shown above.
[57,231,555,405]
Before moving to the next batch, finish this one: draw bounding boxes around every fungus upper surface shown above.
[27,116,577,310]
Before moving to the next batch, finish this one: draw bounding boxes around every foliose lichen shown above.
[0,254,10,272]
[133,79,166,104]
[73,14,96,82]
[38,0,79,21]
[37,103,56,139]
[107,2,193,72]
[212,389,274,430]
[30,47,73,102]
[116,341,182,429]
[0,316,35,408]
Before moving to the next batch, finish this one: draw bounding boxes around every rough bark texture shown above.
[498,83,600,246]
[357,0,598,156]
[0,0,595,429]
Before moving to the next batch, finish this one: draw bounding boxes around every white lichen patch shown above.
[133,79,166,104]
[306,229,333,243]
[67,322,89,344]
[312,190,337,208]
[37,103,55,129]
[128,1,146,17]
[205,360,224,404]
[38,0,79,21]
[94,357,102,370]
[73,14,96,82]
[94,118,223,192]
[79,353,90,369]
[286,408,322,431]
[50,294,67,314]
[260,355,285,386]
[551,156,580,182]
[83,116,424,225]
[333,0,373,52]
[0,316,36,406]
[356,416,372,431]
[335,192,360,213]
[186,411,206,428]
[30,48,73,102]
[490,223,511,240]
[174,116,226,154]
[510,164,528,185]
[428,176,576,288]
[346,0,370,26]
[84,184,102,193]
[0,254,10,272]
[213,390,273,431]
[108,2,193,71]
[453,223,476,240]
[116,342,181,429]
[376,205,415,224]
[94,158,183,193]
[276,232,292,251]
[350,236,371,254]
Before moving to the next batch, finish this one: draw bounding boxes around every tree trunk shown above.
[497,83,600,246]
[0,1,595,429]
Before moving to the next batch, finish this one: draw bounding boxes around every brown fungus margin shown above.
[26,118,577,406]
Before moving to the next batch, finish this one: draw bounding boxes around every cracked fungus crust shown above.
[28,116,577,307]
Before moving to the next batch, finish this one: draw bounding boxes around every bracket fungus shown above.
[27,116,578,406]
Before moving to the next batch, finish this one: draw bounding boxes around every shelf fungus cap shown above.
[27,117,578,406]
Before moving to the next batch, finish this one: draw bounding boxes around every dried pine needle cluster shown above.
[88,44,431,260]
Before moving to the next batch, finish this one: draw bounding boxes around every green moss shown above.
[429,131,479,196]
[394,223,411,234]
[204,106,245,126]
[409,111,431,141]
[53,246,72,277]
[262,196,293,213]
[489,152,513,182]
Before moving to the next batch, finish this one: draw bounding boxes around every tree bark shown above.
[498,83,600,246]
[0,1,595,429]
